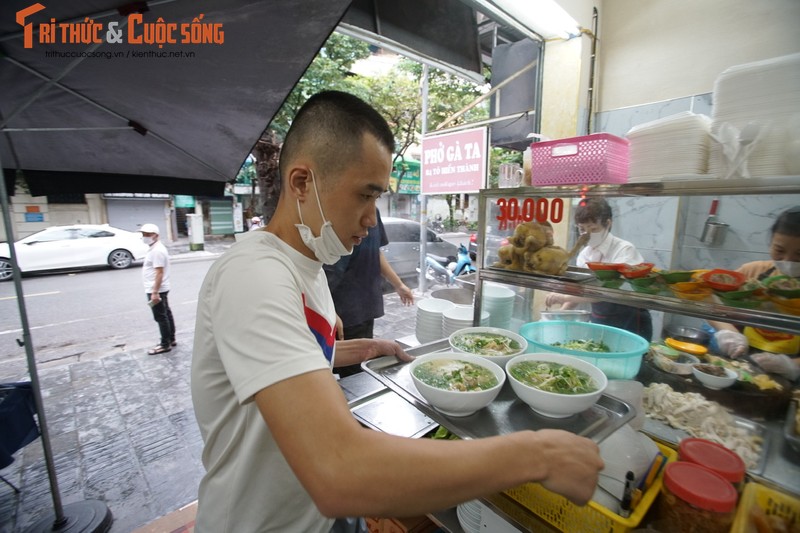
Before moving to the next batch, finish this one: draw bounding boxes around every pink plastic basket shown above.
[530,133,629,186]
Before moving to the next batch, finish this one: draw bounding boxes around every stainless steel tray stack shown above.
[362,339,634,443]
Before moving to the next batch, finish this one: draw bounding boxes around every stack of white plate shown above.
[456,501,482,533]
[415,298,455,344]
[707,52,800,178]
[481,284,515,330]
[442,305,490,337]
[626,111,712,182]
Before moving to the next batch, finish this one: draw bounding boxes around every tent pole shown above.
[0,169,66,525]
[0,166,112,531]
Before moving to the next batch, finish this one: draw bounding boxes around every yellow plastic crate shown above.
[731,482,800,533]
[502,442,677,533]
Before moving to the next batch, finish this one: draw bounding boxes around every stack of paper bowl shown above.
[442,305,490,337]
[480,284,515,329]
[415,298,455,344]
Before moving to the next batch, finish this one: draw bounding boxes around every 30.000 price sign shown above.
[495,197,564,230]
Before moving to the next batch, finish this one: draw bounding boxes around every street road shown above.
[0,258,215,370]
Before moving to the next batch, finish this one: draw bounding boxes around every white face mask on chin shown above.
[295,169,352,265]
[142,236,155,246]
[775,260,800,278]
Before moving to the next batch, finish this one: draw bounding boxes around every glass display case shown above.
[473,176,800,335]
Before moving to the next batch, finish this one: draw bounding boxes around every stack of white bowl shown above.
[442,305,490,337]
[415,298,455,344]
[481,284,515,330]
[456,501,481,533]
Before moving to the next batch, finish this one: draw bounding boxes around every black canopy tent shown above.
[1,0,487,198]
[1,0,356,197]
[0,0,492,529]
[0,0,355,530]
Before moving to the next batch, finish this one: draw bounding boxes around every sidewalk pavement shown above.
[0,234,448,532]
[163,234,235,261]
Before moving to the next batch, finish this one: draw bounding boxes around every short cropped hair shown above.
[279,91,395,188]
[575,198,613,225]
[772,206,800,238]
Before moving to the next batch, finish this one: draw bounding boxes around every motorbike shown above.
[423,243,475,285]
[429,215,445,234]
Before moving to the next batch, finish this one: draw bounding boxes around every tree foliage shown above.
[397,60,490,131]
[268,33,372,139]
[243,31,512,223]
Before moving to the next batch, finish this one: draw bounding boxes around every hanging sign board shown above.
[390,158,421,194]
[174,195,196,208]
[421,127,487,195]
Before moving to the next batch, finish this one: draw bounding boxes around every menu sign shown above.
[421,127,487,194]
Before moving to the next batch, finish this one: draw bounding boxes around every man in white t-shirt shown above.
[139,223,175,355]
[190,91,604,533]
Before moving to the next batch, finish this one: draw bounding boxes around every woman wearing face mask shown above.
[707,206,800,381]
[545,198,653,341]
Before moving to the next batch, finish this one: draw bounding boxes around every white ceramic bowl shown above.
[691,364,737,390]
[409,352,505,417]
[448,327,528,367]
[506,352,608,418]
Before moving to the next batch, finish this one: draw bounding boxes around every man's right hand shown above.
[531,429,604,505]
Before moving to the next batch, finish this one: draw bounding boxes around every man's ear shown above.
[287,167,312,201]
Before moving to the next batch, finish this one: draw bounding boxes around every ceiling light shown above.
[337,24,485,84]
[468,0,581,41]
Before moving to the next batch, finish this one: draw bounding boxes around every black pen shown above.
[620,470,635,518]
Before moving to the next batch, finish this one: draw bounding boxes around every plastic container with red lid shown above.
[657,461,738,533]
[678,438,746,490]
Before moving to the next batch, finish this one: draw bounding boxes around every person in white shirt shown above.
[190,90,603,533]
[139,223,175,355]
[546,198,653,340]
[249,215,263,230]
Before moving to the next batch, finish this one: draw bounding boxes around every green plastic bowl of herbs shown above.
[628,273,659,287]
[717,294,762,309]
[763,275,800,298]
[659,270,694,284]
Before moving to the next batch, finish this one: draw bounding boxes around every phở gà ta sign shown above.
[421,127,487,195]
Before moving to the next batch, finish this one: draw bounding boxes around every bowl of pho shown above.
[506,353,607,418]
[449,327,528,367]
[409,352,505,417]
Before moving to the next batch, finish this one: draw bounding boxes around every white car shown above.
[0,224,149,281]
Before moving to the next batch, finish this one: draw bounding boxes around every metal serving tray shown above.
[362,339,633,444]
[484,265,595,283]
[642,416,770,476]
[339,372,438,439]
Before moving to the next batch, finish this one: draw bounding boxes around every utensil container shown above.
[701,221,729,246]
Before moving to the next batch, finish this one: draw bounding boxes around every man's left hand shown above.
[396,284,414,306]
[370,339,413,363]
